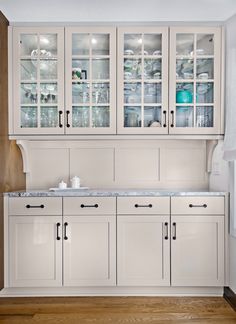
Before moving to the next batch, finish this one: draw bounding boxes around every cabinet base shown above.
[0,286,223,297]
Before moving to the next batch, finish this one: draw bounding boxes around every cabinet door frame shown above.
[169,26,222,134]
[171,215,224,286]
[12,27,65,135]
[65,26,116,134]
[9,215,63,287]
[117,215,170,286]
[63,215,116,286]
[117,26,169,134]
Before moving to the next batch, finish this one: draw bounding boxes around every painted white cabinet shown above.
[9,215,62,287]
[117,215,170,286]
[63,215,116,286]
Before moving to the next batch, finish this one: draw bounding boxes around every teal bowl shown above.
[176,90,193,104]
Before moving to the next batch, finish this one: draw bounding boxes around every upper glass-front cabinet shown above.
[169,27,222,134]
[12,27,64,134]
[65,27,116,134]
[117,27,169,134]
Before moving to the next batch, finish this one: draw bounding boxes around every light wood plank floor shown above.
[0,297,235,323]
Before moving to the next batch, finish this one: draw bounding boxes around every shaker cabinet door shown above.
[12,27,65,135]
[117,215,170,286]
[171,215,224,286]
[169,27,222,134]
[9,216,62,287]
[63,215,116,286]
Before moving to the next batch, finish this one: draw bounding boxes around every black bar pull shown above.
[189,204,207,208]
[59,110,63,128]
[164,222,168,240]
[26,204,44,209]
[172,222,176,240]
[80,204,99,208]
[163,110,167,128]
[66,110,70,128]
[64,222,68,240]
[134,204,152,208]
[56,223,61,240]
[170,110,174,127]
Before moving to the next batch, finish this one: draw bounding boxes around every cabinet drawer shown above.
[117,197,170,215]
[8,197,62,216]
[171,196,225,215]
[63,197,116,215]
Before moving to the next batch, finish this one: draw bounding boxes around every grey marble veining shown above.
[4,189,227,197]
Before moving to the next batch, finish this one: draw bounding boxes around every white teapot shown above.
[71,176,80,189]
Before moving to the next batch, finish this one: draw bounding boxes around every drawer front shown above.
[9,197,62,216]
[171,196,225,215]
[117,197,170,215]
[63,197,116,215]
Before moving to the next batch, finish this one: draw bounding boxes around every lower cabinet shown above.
[9,216,62,287]
[63,215,116,286]
[117,215,170,286]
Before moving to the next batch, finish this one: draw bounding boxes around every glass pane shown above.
[40,106,58,127]
[124,34,142,55]
[196,59,214,79]
[21,106,37,128]
[92,34,109,55]
[40,59,57,79]
[72,59,89,80]
[196,106,214,127]
[72,34,90,55]
[197,34,214,55]
[92,83,109,104]
[72,82,90,104]
[144,34,162,55]
[144,106,162,127]
[176,34,194,56]
[21,59,37,81]
[124,106,141,127]
[72,106,90,127]
[40,34,57,56]
[21,83,38,104]
[92,106,110,127]
[176,106,194,127]
[176,83,193,104]
[144,59,162,79]
[20,34,38,56]
[40,83,58,104]
[124,82,141,104]
[92,59,109,79]
[196,82,214,103]
[124,58,142,80]
[176,59,193,79]
[144,83,162,104]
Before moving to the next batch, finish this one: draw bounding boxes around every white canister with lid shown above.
[71,176,80,189]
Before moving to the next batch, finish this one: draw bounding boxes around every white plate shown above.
[49,187,89,191]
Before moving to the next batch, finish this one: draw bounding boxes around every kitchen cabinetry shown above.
[9,25,223,137]
[117,197,170,286]
[169,27,222,134]
[8,197,62,287]
[63,197,116,286]
[171,197,225,286]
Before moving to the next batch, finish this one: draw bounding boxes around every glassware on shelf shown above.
[92,106,110,127]
[20,107,37,128]
[196,82,213,103]
[40,83,58,104]
[196,106,213,127]
[92,59,109,79]
[124,58,142,80]
[144,59,162,79]
[40,107,58,127]
[124,106,141,127]
[176,59,193,79]
[144,106,162,127]
[196,58,214,79]
[124,82,141,104]
[72,106,90,128]
[144,82,161,104]
[176,106,194,127]
[21,83,38,104]
[92,83,110,104]
[72,82,90,104]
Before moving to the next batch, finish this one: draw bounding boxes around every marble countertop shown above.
[4,189,227,197]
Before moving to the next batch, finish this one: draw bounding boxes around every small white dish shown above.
[124,49,134,55]
[198,73,209,80]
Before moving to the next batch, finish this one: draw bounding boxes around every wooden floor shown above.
[0,297,235,324]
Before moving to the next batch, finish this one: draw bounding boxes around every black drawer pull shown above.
[56,223,61,240]
[134,204,152,208]
[189,204,207,208]
[172,222,176,240]
[26,204,44,209]
[80,204,99,208]
[66,110,70,128]
[170,110,174,127]
[59,110,63,128]
[163,110,167,128]
[164,222,168,240]
[64,222,68,240]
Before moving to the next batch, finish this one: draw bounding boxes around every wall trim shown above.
[224,287,236,311]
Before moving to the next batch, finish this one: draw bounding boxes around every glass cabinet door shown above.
[65,27,116,134]
[117,27,169,134]
[169,27,221,134]
[12,27,64,134]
